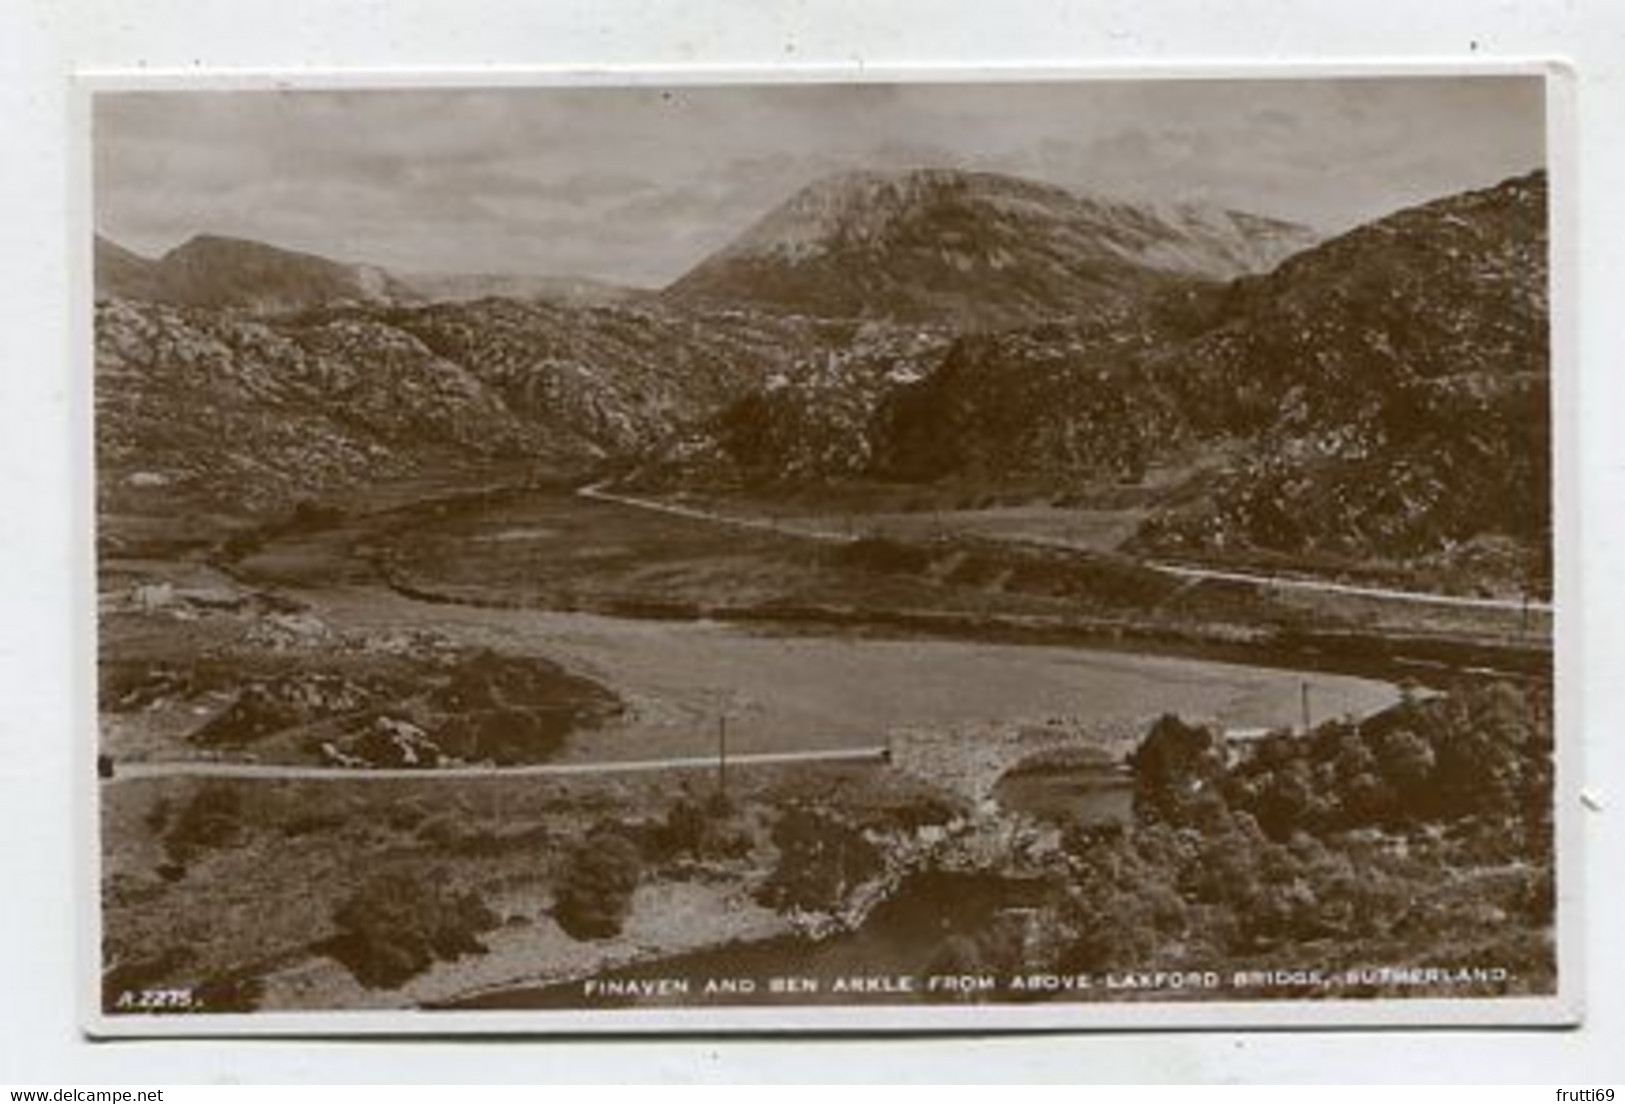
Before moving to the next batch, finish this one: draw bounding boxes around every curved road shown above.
[1142,561,1552,614]
[581,482,1551,615]
[577,481,852,542]
[104,746,889,785]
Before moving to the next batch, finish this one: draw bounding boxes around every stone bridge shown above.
[886,713,1147,804]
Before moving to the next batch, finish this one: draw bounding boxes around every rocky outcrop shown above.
[95,296,818,510]
[1134,171,1550,578]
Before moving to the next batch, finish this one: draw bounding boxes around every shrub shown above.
[163,784,244,864]
[759,808,883,914]
[1210,681,1552,838]
[1374,726,1437,807]
[1426,683,1540,819]
[1054,831,1188,971]
[652,797,707,858]
[553,825,643,940]
[327,870,498,989]
[431,709,567,765]
[426,651,620,763]
[648,796,753,864]
[1128,714,1227,826]
[191,685,304,747]
[1044,682,1556,975]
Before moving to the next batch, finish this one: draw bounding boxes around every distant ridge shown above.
[400,271,646,307]
[94,233,418,314]
[94,233,657,314]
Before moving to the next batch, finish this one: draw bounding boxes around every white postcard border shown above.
[71,58,1583,1039]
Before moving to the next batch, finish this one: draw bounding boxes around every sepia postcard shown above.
[80,66,1576,1035]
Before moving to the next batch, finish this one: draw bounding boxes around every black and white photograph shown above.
[87,73,1563,1032]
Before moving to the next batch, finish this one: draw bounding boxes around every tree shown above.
[1055,831,1188,971]
[1373,726,1437,814]
[1186,817,1265,910]
[650,796,751,863]
[1249,756,1326,838]
[554,825,643,939]
[1128,714,1227,826]
[1340,769,1398,826]
[760,808,882,913]
[327,871,498,989]
[1427,683,1537,818]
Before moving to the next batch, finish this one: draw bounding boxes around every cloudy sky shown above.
[94,77,1544,287]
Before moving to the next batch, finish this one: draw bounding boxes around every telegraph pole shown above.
[1300,680,1312,736]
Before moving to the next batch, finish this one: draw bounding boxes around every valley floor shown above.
[95,473,1555,1015]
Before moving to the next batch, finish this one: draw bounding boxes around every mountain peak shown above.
[173,232,249,249]
[162,232,353,270]
[94,235,162,302]
[166,232,257,255]
[665,167,1317,327]
[718,167,1079,261]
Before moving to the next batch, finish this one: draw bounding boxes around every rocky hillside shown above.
[96,297,818,511]
[96,168,1548,585]
[98,300,543,513]
[654,323,956,485]
[656,171,1550,583]
[94,234,419,314]
[1135,170,1550,574]
[658,283,1225,492]
[664,168,1315,327]
[869,294,1216,486]
[383,298,822,453]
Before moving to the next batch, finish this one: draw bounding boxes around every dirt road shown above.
[580,481,1550,614]
[1143,561,1551,614]
[105,746,889,785]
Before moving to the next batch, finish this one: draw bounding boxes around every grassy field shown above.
[363,485,1547,658]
